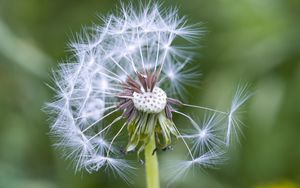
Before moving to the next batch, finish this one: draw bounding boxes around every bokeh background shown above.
[0,0,300,188]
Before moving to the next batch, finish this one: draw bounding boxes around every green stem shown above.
[145,133,160,188]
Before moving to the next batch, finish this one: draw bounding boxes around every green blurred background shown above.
[0,0,300,187]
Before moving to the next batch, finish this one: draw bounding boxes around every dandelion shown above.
[45,2,250,188]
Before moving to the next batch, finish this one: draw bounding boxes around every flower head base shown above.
[132,87,166,114]
[45,2,251,182]
[118,72,179,155]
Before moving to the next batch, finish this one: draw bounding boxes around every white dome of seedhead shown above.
[45,2,251,183]
[132,87,167,113]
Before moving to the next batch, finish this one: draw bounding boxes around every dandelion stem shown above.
[144,133,160,188]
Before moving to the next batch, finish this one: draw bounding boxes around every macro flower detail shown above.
[118,71,187,158]
[45,2,250,184]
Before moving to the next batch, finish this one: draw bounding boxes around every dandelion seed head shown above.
[132,87,167,113]
[44,2,250,183]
